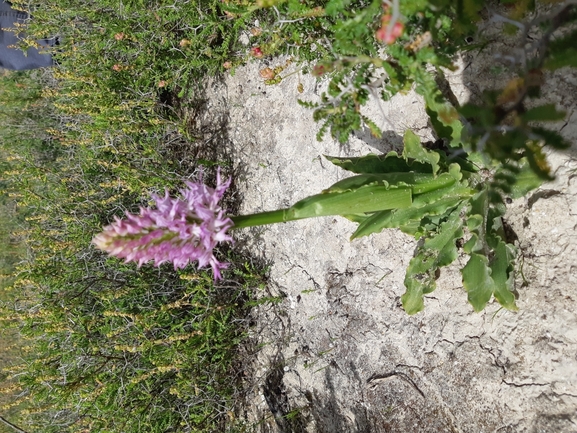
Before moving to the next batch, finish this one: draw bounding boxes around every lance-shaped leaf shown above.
[343,213,374,224]
[401,204,465,314]
[351,184,474,239]
[325,152,431,175]
[325,172,457,195]
[460,189,518,312]
[462,253,494,312]
[413,68,463,147]
[286,184,412,220]
[461,189,495,311]
[490,240,518,311]
[402,253,435,314]
[464,189,488,253]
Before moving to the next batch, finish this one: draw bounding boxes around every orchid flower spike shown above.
[93,169,233,280]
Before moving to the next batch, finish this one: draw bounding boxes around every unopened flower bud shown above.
[250,27,263,37]
[259,67,275,80]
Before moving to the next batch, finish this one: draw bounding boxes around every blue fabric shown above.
[0,0,53,70]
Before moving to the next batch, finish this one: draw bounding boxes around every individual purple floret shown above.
[93,169,234,280]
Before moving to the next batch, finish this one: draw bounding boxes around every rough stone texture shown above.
[200,33,577,432]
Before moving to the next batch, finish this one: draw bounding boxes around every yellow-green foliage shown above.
[10,0,253,147]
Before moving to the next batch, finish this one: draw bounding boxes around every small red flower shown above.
[376,20,404,45]
[312,64,326,77]
[312,62,334,77]
[251,47,263,58]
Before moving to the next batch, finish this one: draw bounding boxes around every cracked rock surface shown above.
[201,41,577,432]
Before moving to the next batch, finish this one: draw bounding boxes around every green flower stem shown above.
[230,209,289,229]
[230,185,414,229]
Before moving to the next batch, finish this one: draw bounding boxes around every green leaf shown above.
[413,68,463,146]
[401,204,465,314]
[490,240,518,311]
[411,181,472,207]
[324,173,391,192]
[462,234,478,254]
[530,127,570,149]
[325,153,431,174]
[342,213,373,224]
[401,262,430,315]
[287,184,412,220]
[469,189,488,227]
[349,209,389,239]
[461,186,517,312]
[413,173,458,195]
[325,172,456,194]
[399,219,421,236]
[351,185,473,239]
[520,104,566,122]
[423,211,464,260]
[462,253,494,312]
[510,158,543,199]
[448,162,465,181]
[402,130,441,175]
[466,214,483,230]
[544,30,577,70]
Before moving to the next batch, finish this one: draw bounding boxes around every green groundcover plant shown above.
[0,69,266,433]
[1,0,576,432]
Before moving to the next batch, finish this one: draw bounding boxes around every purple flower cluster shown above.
[93,170,234,280]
